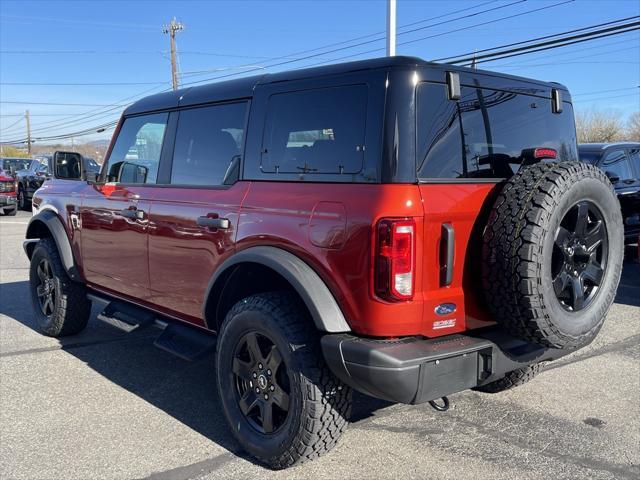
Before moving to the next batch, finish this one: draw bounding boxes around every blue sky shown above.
[1,0,638,145]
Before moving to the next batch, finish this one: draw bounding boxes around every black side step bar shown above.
[89,295,156,333]
[154,324,217,362]
[87,292,217,361]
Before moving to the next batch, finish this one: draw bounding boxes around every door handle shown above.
[197,216,230,230]
[440,223,455,287]
[120,208,144,220]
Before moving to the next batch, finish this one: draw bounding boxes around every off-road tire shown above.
[483,162,624,349]
[29,238,90,336]
[474,364,542,393]
[17,185,29,211]
[216,292,352,469]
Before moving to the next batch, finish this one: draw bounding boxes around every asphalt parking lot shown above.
[0,209,638,480]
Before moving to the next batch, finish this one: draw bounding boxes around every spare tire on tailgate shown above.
[482,161,623,349]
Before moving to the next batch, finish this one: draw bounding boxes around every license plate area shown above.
[416,351,481,402]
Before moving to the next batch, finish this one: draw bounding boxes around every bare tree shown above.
[626,111,640,141]
[575,110,625,143]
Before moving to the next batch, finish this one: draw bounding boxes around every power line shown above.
[179,0,530,87]
[18,85,167,135]
[482,37,640,66]
[262,0,576,73]
[433,14,640,62]
[0,113,97,117]
[490,44,640,68]
[0,81,167,86]
[573,86,639,96]
[0,100,127,107]
[1,0,530,142]
[0,115,24,131]
[459,23,640,65]
[0,84,167,141]
[572,92,640,102]
[442,19,640,64]
[4,4,633,144]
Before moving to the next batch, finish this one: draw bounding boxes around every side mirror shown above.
[53,151,84,180]
[605,171,620,184]
[118,162,148,184]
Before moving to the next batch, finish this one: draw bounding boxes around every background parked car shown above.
[15,158,52,211]
[83,156,101,174]
[1,157,31,176]
[578,142,640,244]
[0,168,17,216]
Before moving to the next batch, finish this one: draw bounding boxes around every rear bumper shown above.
[321,328,574,404]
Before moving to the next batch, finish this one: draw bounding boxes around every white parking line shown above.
[0,221,29,225]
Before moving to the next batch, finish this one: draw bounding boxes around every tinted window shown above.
[601,150,632,181]
[417,83,577,179]
[171,102,247,186]
[261,85,367,174]
[578,150,602,164]
[627,148,640,176]
[105,113,168,184]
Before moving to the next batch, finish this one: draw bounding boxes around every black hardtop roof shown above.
[579,142,640,151]
[125,55,570,115]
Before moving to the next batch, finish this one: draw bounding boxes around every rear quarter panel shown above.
[237,182,427,336]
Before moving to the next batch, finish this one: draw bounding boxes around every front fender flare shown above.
[205,246,351,333]
[24,209,81,281]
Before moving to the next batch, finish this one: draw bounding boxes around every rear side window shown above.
[417,83,577,180]
[261,85,367,174]
[106,113,168,184]
[170,102,247,186]
[627,148,640,175]
[601,150,632,181]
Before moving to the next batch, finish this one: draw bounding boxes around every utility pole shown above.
[386,0,396,57]
[163,17,184,91]
[25,110,32,156]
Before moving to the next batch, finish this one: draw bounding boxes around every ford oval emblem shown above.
[435,303,457,316]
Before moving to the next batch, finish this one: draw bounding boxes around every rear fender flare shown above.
[204,246,351,333]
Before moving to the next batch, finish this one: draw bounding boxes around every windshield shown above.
[1,158,31,171]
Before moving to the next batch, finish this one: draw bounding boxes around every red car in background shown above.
[0,169,17,216]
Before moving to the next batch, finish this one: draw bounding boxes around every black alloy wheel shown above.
[232,331,290,435]
[551,200,608,312]
[35,258,56,316]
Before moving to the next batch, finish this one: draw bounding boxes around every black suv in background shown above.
[578,143,640,243]
[15,158,51,211]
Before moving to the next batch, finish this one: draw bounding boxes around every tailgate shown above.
[418,183,498,337]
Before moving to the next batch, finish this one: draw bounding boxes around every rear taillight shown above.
[374,218,415,301]
[533,148,557,159]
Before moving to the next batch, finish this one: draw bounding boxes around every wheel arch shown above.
[204,246,351,333]
[24,210,81,281]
